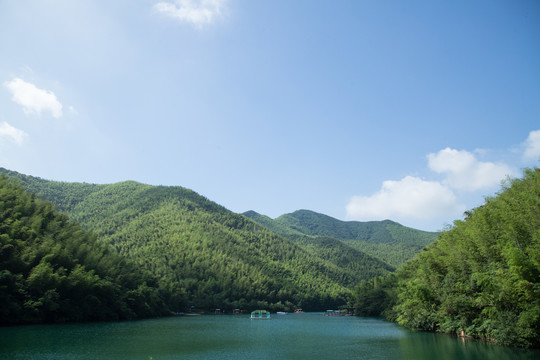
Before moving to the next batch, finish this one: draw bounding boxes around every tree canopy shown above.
[351,168,540,348]
[0,175,170,324]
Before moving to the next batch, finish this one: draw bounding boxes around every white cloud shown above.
[346,136,533,229]
[0,121,28,145]
[346,176,465,222]
[523,129,540,161]
[427,147,514,191]
[4,78,63,118]
[154,0,225,27]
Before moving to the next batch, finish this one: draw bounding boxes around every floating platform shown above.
[250,310,271,319]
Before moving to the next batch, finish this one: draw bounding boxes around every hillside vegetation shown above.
[0,176,171,324]
[352,168,540,348]
[243,210,396,276]
[0,168,392,313]
[244,209,439,267]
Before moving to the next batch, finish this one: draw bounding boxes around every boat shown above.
[250,310,271,319]
[276,311,287,315]
[294,309,304,313]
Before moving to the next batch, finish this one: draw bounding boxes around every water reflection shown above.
[399,329,539,360]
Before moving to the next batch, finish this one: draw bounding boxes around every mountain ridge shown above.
[0,167,394,311]
[243,209,439,267]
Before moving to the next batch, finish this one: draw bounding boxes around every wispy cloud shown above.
[523,129,540,161]
[4,78,63,118]
[154,0,226,27]
[0,121,28,145]
[346,176,465,222]
[427,148,515,191]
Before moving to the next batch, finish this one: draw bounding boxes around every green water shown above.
[0,313,538,359]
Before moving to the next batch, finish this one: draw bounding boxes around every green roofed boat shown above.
[250,310,271,319]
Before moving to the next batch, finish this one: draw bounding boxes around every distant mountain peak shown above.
[242,210,261,217]
[245,208,439,268]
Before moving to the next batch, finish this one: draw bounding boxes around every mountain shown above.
[242,210,397,275]
[0,175,171,324]
[0,168,391,312]
[243,209,439,267]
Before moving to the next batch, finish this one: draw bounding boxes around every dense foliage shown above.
[242,211,396,276]
[0,176,170,324]
[352,168,540,348]
[244,209,438,267]
[287,234,395,278]
[351,273,397,318]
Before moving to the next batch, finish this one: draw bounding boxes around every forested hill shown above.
[0,168,392,313]
[0,176,172,324]
[352,168,540,348]
[0,167,106,213]
[243,209,439,267]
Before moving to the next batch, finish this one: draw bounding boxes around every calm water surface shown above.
[0,313,538,360]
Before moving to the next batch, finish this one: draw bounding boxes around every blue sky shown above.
[1,0,539,231]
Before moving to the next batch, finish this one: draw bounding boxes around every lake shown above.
[0,313,538,360]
